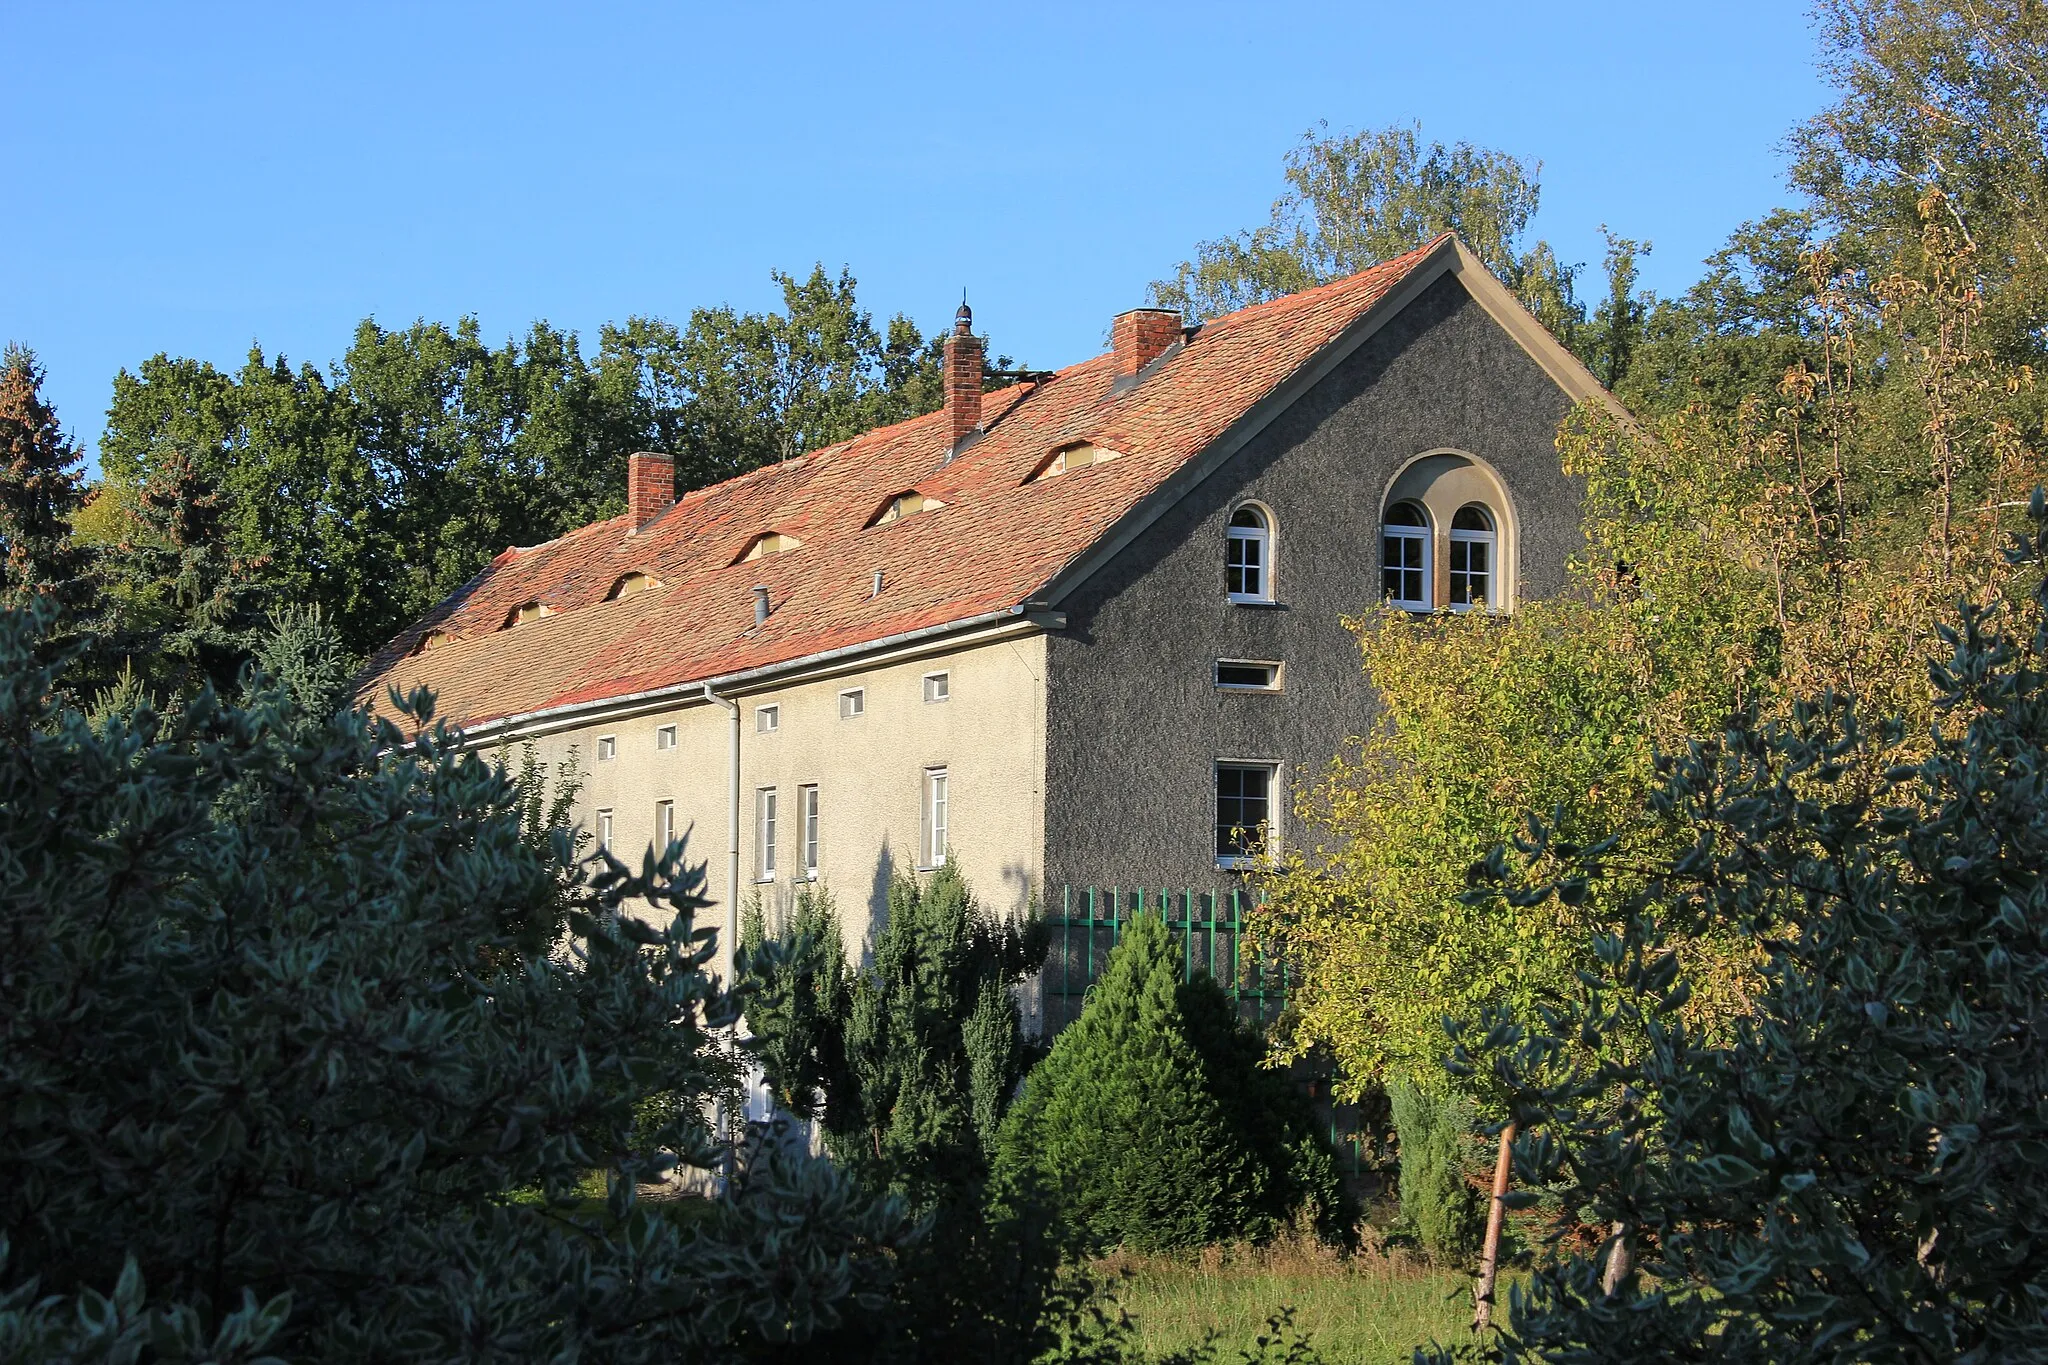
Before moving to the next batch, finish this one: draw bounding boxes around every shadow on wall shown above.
[862,841,897,968]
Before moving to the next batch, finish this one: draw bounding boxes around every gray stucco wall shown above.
[1042,273,1582,889]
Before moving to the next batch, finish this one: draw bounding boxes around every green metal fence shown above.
[1041,885,1287,1035]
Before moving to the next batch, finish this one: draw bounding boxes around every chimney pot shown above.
[1111,307,1182,379]
[752,585,771,625]
[627,451,675,532]
[943,298,984,456]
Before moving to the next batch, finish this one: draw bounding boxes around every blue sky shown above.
[5,2,1829,466]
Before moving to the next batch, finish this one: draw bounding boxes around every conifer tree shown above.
[0,346,93,621]
[996,912,1344,1252]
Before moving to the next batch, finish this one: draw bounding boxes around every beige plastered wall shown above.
[499,630,1049,982]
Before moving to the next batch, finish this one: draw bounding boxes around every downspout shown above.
[702,682,741,980]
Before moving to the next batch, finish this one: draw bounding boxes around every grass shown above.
[1097,1240,1478,1364]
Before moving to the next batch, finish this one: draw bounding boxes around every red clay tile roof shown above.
[358,238,1450,729]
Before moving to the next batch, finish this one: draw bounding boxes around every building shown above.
[357,234,1621,977]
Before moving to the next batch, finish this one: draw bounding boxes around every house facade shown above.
[357,235,1619,980]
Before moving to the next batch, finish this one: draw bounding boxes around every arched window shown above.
[1226,505,1272,603]
[1382,502,1430,611]
[1448,505,1496,610]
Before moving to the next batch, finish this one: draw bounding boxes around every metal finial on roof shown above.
[954,290,972,334]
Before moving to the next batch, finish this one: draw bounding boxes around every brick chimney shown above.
[943,297,983,454]
[1112,307,1182,378]
[627,451,674,532]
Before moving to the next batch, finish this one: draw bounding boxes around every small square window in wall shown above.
[656,725,677,751]
[596,735,617,761]
[1215,762,1277,868]
[756,704,779,734]
[923,672,950,704]
[1214,660,1281,691]
[839,688,866,719]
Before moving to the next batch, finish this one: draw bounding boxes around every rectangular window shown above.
[1214,660,1281,691]
[656,724,677,751]
[596,808,613,852]
[921,767,949,869]
[755,787,778,881]
[1215,763,1276,866]
[1382,528,1429,610]
[655,800,674,851]
[756,704,779,734]
[839,688,865,719]
[923,672,950,704]
[1448,534,1492,610]
[596,735,617,761]
[799,784,819,879]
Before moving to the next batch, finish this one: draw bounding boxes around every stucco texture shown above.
[1042,273,1582,889]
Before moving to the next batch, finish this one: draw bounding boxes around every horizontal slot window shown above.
[1214,660,1281,691]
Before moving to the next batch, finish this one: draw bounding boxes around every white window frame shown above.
[1381,505,1432,612]
[755,704,780,734]
[1214,760,1279,869]
[655,800,675,852]
[755,787,778,882]
[596,808,613,853]
[799,784,820,880]
[923,671,950,704]
[839,688,866,719]
[1447,509,1498,613]
[921,767,949,870]
[1213,659,1283,692]
[655,724,677,751]
[596,735,617,761]
[1225,504,1273,604]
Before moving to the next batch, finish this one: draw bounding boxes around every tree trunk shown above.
[1472,1120,1517,1332]
[1602,1221,1632,1297]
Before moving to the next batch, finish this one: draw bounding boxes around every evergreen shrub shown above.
[1386,1078,1483,1266]
[996,911,1347,1252]
[0,602,914,1361]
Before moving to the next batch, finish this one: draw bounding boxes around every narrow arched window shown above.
[1226,505,1271,603]
[1448,505,1496,610]
[1382,502,1431,611]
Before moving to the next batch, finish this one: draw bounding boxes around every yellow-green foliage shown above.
[1260,202,2046,1099]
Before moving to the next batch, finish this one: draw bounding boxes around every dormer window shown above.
[412,629,448,655]
[1026,441,1120,483]
[607,571,660,599]
[503,601,551,628]
[869,490,946,527]
[737,532,803,563]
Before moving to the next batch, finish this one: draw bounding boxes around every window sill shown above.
[1226,597,1287,610]
[754,877,776,885]
[1214,855,1266,870]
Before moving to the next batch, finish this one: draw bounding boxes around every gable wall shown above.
[1042,273,1582,888]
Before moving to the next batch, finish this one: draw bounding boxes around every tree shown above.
[995,912,1344,1253]
[0,600,915,1361]
[1424,497,2048,1363]
[1147,122,1647,382]
[0,346,93,622]
[1257,189,2046,1108]
[99,440,268,699]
